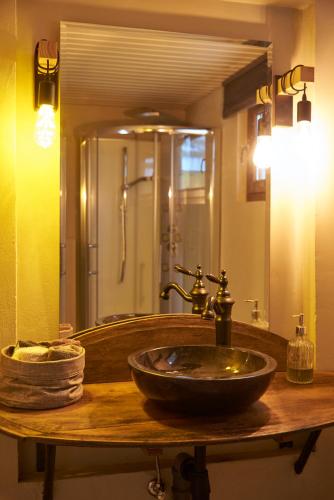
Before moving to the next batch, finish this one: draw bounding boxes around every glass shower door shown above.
[80,134,157,328]
[160,131,215,313]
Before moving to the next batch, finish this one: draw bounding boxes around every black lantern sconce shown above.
[34,40,59,148]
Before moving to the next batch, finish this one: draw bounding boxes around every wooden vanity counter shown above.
[0,316,333,500]
[0,314,331,448]
[0,372,334,448]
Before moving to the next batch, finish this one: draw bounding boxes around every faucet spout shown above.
[160,265,209,314]
[202,296,215,320]
[160,283,192,303]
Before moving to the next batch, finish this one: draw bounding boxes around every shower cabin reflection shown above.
[79,125,216,329]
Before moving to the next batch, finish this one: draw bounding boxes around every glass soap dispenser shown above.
[244,299,269,329]
[287,313,314,384]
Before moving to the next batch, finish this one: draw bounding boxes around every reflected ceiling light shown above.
[253,108,272,174]
[34,40,59,149]
[253,85,272,174]
[176,128,210,135]
[118,129,130,135]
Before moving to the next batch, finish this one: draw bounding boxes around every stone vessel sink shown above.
[128,345,277,413]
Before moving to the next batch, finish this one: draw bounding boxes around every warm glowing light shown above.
[295,120,312,161]
[294,120,318,195]
[271,126,301,189]
[81,188,87,205]
[168,187,173,199]
[35,104,56,148]
[118,129,129,135]
[177,128,209,135]
[253,134,272,176]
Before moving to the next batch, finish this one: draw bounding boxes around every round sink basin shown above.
[128,345,277,413]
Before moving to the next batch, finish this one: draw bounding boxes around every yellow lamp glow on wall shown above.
[34,40,59,148]
[35,103,56,149]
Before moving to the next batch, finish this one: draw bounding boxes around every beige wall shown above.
[314,0,334,369]
[221,110,267,323]
[268,5,317,342]
[15,0,60,341]
[0,0,16,347]
[0,0,61,346]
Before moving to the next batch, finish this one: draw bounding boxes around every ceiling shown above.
[60,22,269,109]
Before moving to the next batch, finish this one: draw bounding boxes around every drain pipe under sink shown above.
[172,453,192,500]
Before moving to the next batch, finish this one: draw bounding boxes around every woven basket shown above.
[0,345,85,410]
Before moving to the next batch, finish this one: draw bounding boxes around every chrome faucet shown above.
[160,264,209,315]
[202,270,235,347]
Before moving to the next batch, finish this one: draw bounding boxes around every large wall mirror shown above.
[59,21,272,330]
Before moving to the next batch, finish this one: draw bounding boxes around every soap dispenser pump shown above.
[286,313,314,384]
[244,299,268,329]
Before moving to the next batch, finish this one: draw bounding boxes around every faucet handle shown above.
[206,270,230,297]
[174,264,203,279]
[206,273,221,284]
[206,270,228,286]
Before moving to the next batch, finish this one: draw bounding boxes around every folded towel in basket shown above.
[12,346,49,362]
[0,338,85,409]
[48,344,82,361]
[11,338,82,362]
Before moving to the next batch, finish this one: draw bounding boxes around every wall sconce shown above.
[256,84,272,105]
[276,65,314,128]
[277,65,314,161]
[34,40,59,148]
[254,65,314,172]
[253,86,272,176]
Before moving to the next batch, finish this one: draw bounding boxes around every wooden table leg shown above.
[294,430,321,474]
[42,445,56,500]
[36,443,46,472]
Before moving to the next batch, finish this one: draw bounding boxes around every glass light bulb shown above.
[35,104,56,148]
[295,120,312,165]
[253,134,272,179]
[296,120,311,144]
